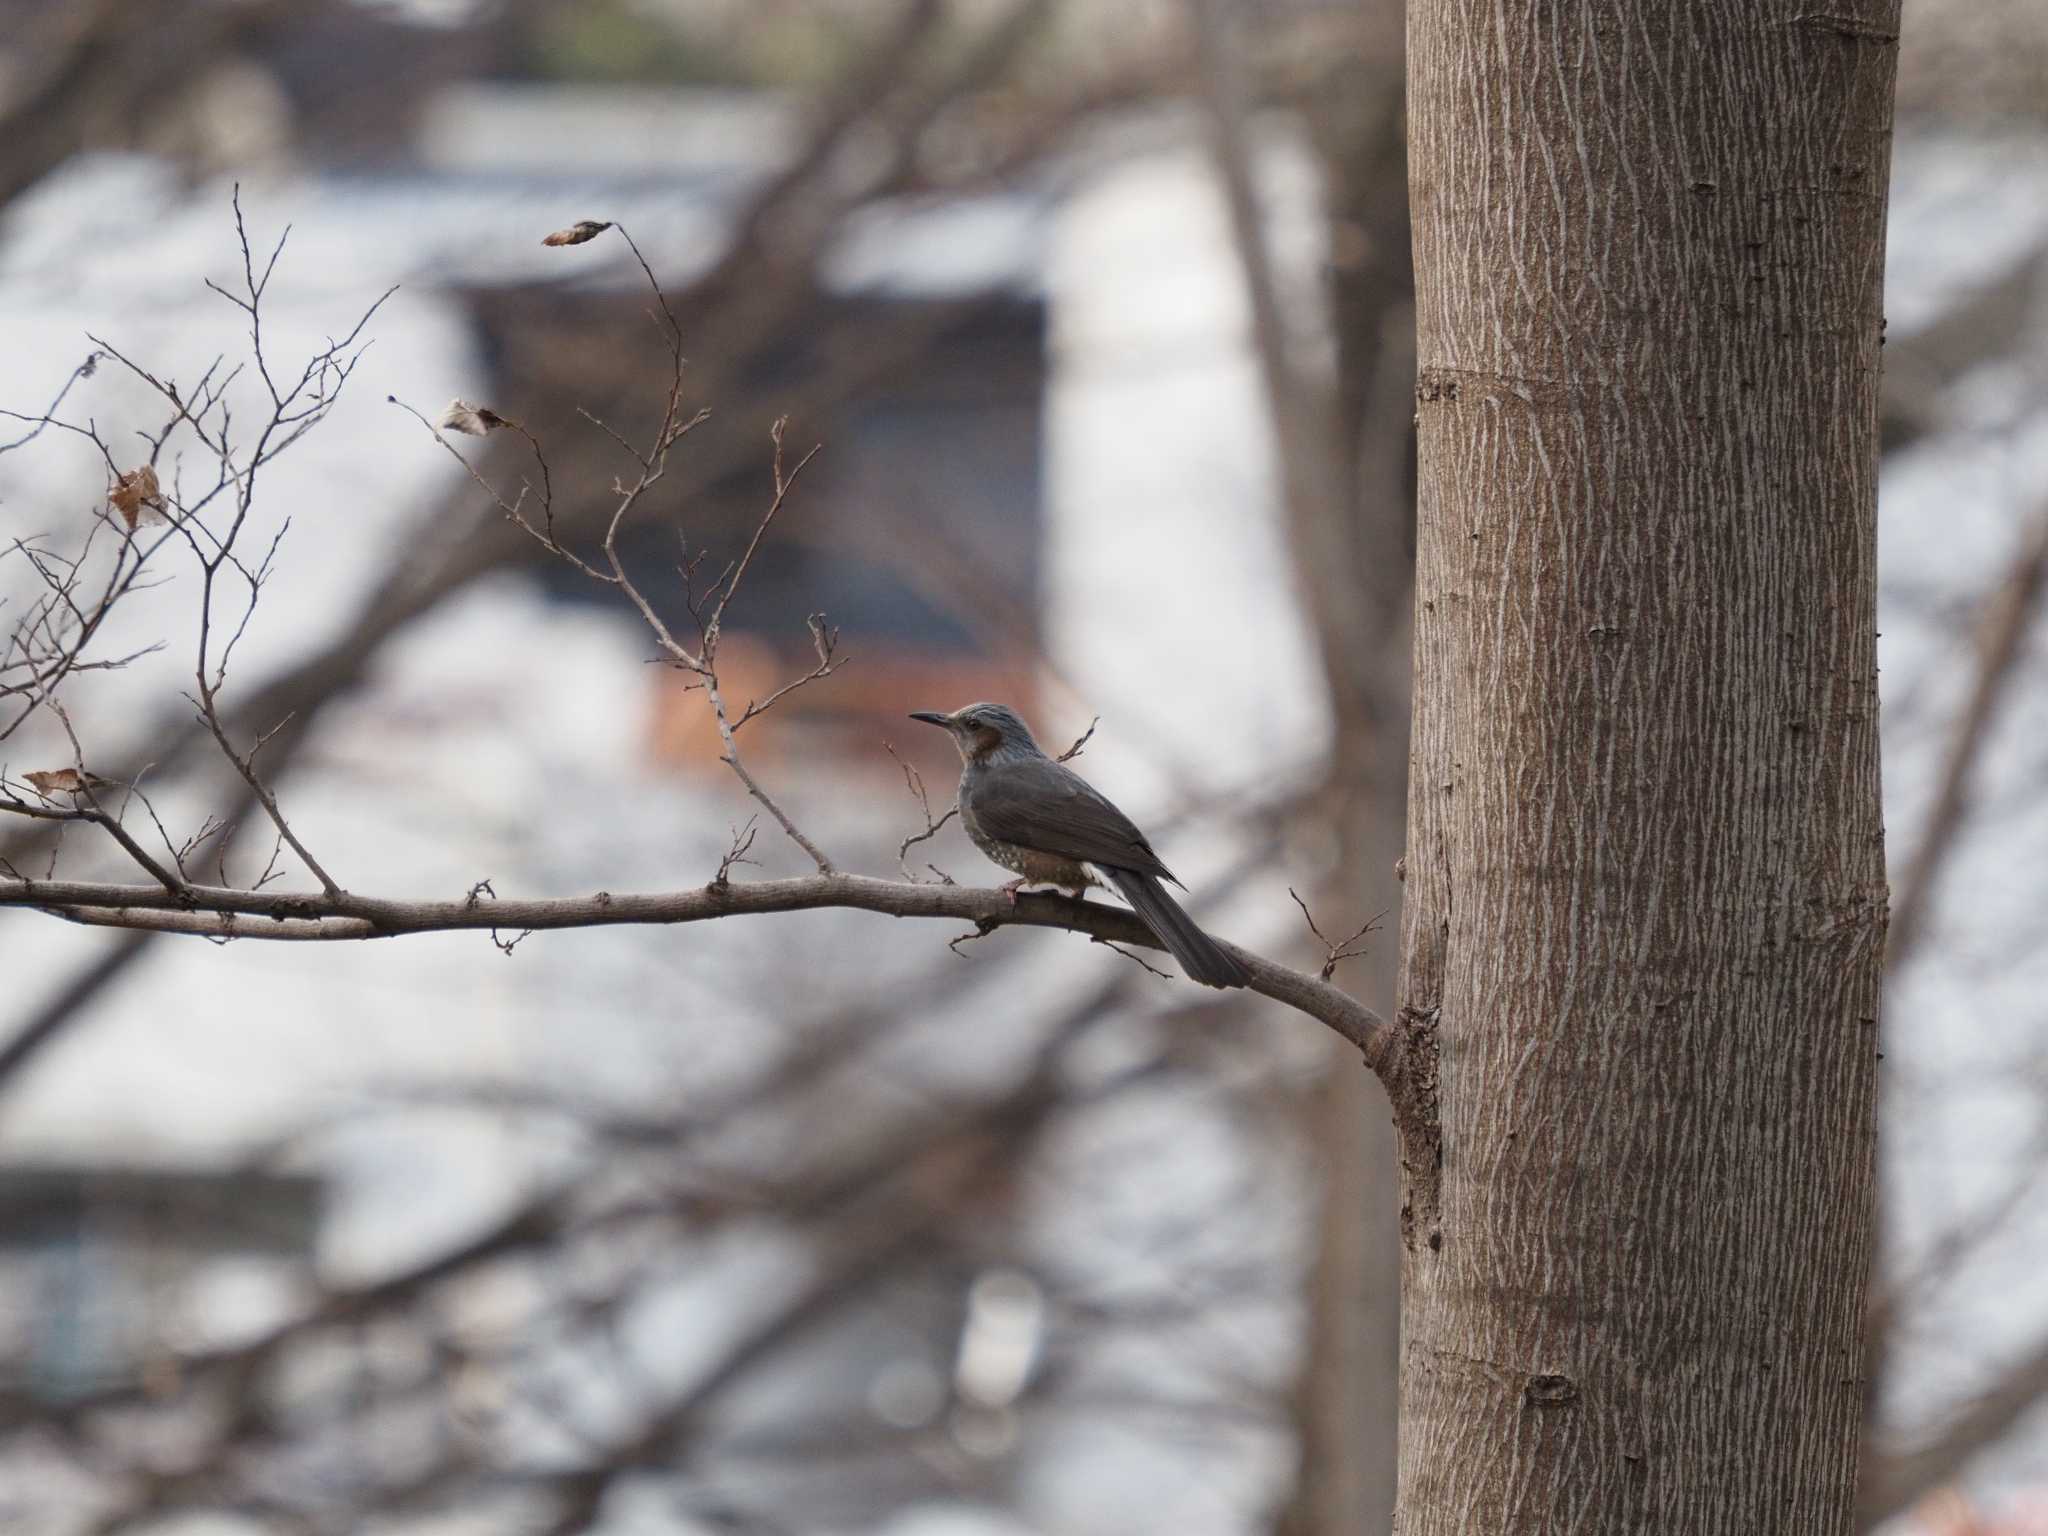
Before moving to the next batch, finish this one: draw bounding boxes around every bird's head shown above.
[908,702,1043,766]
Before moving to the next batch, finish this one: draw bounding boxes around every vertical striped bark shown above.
[1395,4,1897,1533]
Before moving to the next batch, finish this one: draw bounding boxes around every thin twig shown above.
[1287,886,1380,981]
[883,741,960,881]
[0,785,184,896]
[1057,717,1100,762]
[1092,935,1173,981]
[695,427,834,872]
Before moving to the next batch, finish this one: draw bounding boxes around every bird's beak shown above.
[907,710,953,729]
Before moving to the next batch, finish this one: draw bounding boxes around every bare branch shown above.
[184,694,340,896]
[0,350,101,457]
[730,613,844,733]
[3,188,393,900]
[0,781,183,895]
[0,871,1389,1066]
[713,818,760,887]
[389,394,614,579]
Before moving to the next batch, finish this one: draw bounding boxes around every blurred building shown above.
[458,273,1050,772]
[0,1165,319,1402]
[0,58,1302,1534]
[408,80,1058,771]
[5,2,2043,1532]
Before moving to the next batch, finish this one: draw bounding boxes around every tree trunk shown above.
[1394,4,1897,1532]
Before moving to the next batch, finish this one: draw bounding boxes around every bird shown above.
[908,703,1249,990]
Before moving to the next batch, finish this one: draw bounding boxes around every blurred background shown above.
[0,2,2043,1533]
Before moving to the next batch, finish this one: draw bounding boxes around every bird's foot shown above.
[999,878,1027,906]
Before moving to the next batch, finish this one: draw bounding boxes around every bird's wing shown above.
[971,759,1177,882]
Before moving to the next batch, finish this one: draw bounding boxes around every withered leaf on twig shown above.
[108,464,166,530]
[22,768,113,798]
[542,220,612,247]
[439,399,508,437]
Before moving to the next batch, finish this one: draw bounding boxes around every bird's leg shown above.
[999,877,1028,906]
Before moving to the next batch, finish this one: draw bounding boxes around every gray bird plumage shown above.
[909,704,1249,989]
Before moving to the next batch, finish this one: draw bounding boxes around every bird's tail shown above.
[1103,868,1250,990]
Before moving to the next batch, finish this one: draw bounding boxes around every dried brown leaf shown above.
[23,768,88,796]
[439,399,507,437]
[109,464,165,530]
[542,220,612,247]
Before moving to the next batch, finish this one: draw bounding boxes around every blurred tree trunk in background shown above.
[1272,1,1413,1533]
[1192,0,1414,1521]
[1395,2,1895,1532]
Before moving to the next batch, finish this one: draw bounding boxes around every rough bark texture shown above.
[1396,4,1896,1533]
